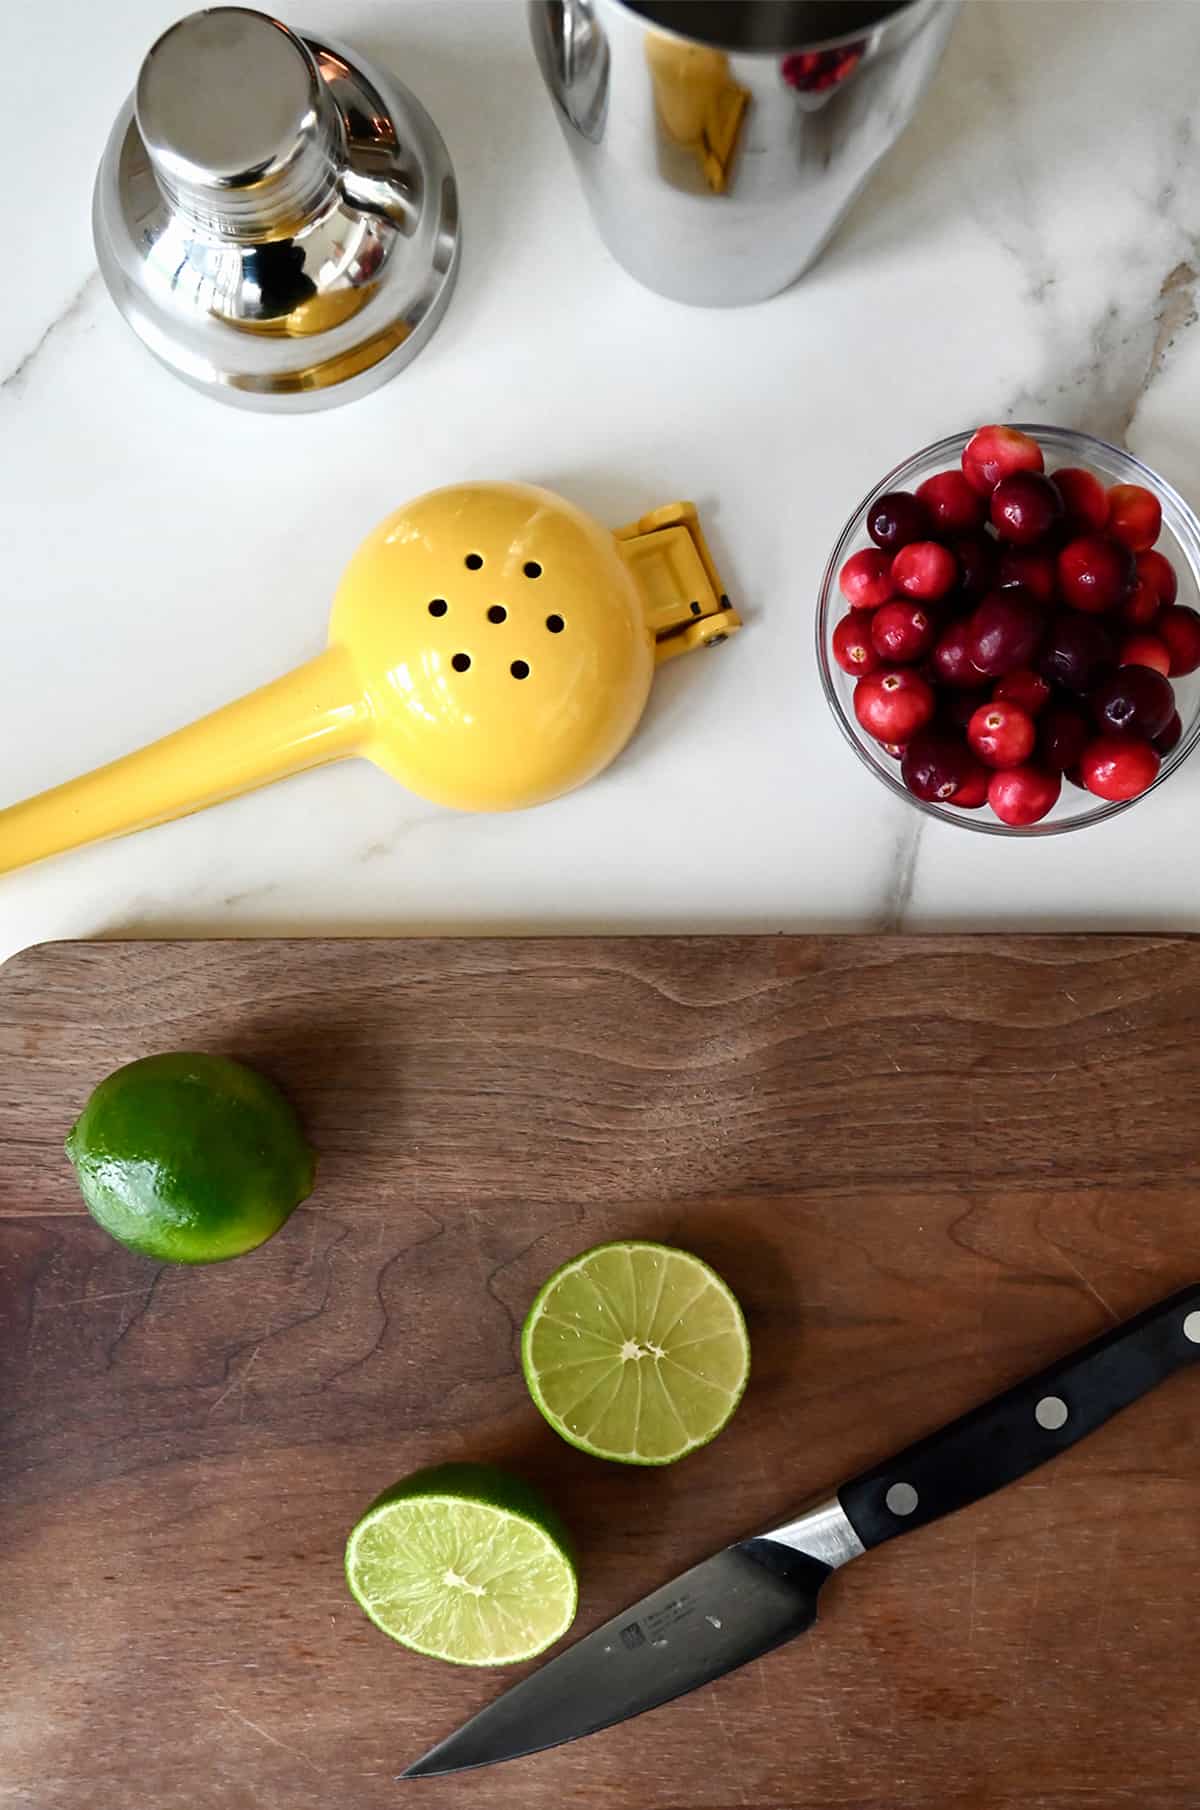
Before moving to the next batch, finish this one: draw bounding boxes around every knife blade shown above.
[403,1281,1200,1778]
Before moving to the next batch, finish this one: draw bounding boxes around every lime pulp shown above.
[521,1240,750,1465]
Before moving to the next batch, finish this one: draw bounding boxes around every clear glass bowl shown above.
[816,426,1200,835]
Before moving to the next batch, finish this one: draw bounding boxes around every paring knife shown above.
[403,1282,1200,1778]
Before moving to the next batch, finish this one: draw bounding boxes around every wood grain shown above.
[3,935,1200,1810]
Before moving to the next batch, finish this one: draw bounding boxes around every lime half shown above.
[344,1464,578,1666]
[521,1240,750,1465]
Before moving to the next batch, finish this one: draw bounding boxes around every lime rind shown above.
[521,1240,750,1467]
[344,1463,578,1667]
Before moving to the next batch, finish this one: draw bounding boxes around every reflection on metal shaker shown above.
[529,0,959,306]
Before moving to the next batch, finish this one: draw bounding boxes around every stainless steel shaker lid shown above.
[94,7,460,410]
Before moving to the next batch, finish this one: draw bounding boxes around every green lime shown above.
[344,1463,578,1665]
[521,1240,750,1466]
[65,1052,316,1264]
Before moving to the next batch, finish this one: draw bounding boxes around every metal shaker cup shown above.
[529,0,959,306]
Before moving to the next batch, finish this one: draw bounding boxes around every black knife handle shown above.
[838,1282,1200,1552]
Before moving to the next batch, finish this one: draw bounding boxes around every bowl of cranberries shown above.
[818,424,1200,832]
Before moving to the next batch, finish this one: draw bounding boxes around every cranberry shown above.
[1136,548,1178,605]
[1057,536,1135,613]
[839,547,894,610]
[1090,665,1175,739]
[940,685,991,730]
[901,729,976,803]
[1119,576,1161,628]
[1051,467,1109,535]
[1037,611,1115,694]
[854,668,935,742]
[968,701,1036,768]
[870,600,936,663]
[962,425,1044,496]
[892,541,958,602]
[951,535,997,601]
[997,545,1057,606]
[833,611,882,675]
[1117,633,1171,677]
[990,472,1064,546]
[1038,701,1090,772]
[1154,710,1182,755]
[988,764,1061,826]
[953,763,990,808]
[993,668,1051,715]
[879,741,907,760]
[915,470,987,535]
[967,588,1044,677]
[932,621,983,688]
[867,490,932,551]
[1080,734,1161,801]
[1106,483,1162,553]
[1156,604,1200,676]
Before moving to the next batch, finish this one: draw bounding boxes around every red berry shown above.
[940,686,991,730]
[962,425,1044,496]
[1117,633,1171,677]
[1051,467,1109,535]
[1080,734,1160,801]
[915,470,987,535]
[1057,536,1135,613]
[870,600,936,663]
[879,740,907,760]
[1136,548,1178,605]
[993,668,1051,715]
[867,491,932,552]
[833,611,882,675]
[990,472,1064,545]
[953,763,990,808]
[968,701,1036,769]
[997,545,1057,606]
[854,668,936,742]
[901,729,976,803]
[1156,604,1200,676]
[1090,666,1175,739]
[967,588,1044,677]
[1154,710,1183,755]
[1038,702,1090,772]
[932,620,982,688]
[1119,576,1161,628]
[1038,611,1115,693]
[987,764,1061,826]
[1107,483,1162,553]
[839,547,894,610]
[892,540,957,601]
[951,535,997,601]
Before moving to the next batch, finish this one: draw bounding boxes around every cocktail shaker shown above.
[94,7,460,409]
[529,0,959,306]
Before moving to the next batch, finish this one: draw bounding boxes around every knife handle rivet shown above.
[885,1482,918,1516]
[1183,1311,1200,1344]
[1034,1395,1068,1430]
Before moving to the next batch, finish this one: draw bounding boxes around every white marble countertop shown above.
[4,0,1200,966]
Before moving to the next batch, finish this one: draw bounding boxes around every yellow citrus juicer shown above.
[0,483,740,875]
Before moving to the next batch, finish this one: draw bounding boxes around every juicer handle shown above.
[0,649,364,876]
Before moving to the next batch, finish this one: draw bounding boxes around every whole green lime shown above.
[65,1052,316,1264]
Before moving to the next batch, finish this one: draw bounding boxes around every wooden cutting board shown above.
[4,935,1200,1810]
